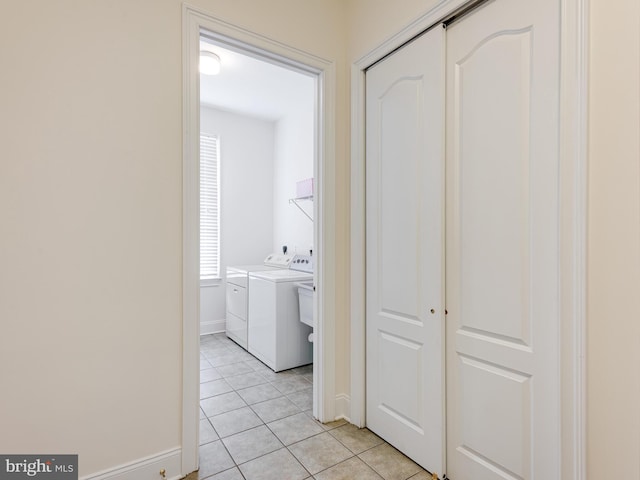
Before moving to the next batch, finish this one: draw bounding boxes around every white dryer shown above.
[225,253,293,350]
[247,254,313,372]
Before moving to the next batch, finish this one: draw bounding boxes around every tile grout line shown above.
[201,337,314,478]
[201,334,425,480]
[261,418,314,479]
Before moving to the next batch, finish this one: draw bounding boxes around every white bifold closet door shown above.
[365,25,445,476]
[445,0,561,478]
[365,0,561,477]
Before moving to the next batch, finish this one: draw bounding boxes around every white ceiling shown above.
[199,40,315,121]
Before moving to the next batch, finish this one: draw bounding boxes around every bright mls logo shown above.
[0,456,77,479]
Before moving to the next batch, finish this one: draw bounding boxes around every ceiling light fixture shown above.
[200,51,221,75]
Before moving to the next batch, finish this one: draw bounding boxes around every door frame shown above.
[349,0,588,478]
[182,4,337,475]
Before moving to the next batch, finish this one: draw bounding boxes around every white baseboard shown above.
[335,394,351,423]
[200,319,225,335]
[81,448,183,480]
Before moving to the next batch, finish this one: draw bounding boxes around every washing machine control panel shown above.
[264,253,294,268]
[289,254,313,273]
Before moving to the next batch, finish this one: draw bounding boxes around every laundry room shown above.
[197,39,316,350]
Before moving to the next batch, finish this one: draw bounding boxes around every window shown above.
[200,133,220,280]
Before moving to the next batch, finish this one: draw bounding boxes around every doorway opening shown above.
[198,30,319,399]
[198,33,317,347]
[182,6,336,475]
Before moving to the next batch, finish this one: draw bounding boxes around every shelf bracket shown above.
[288,196,313,221]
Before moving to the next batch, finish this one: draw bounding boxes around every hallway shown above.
[189,333,430,479]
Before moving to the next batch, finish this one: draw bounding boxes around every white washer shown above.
[225,253,293,350]
[247,255,313,372]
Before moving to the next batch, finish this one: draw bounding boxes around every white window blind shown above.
[200,133,220,280]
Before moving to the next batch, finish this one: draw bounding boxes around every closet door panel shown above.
[366,25,446,475]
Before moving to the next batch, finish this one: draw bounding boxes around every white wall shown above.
[0,1,183,473]
[273,81,315,255]
[588,0,640,476]
[346,0,441,60]
[200,107,275,333]
[200,80,315,335]
[0,1,347,477]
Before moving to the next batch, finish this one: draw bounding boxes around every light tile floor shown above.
[186,333,430,480]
